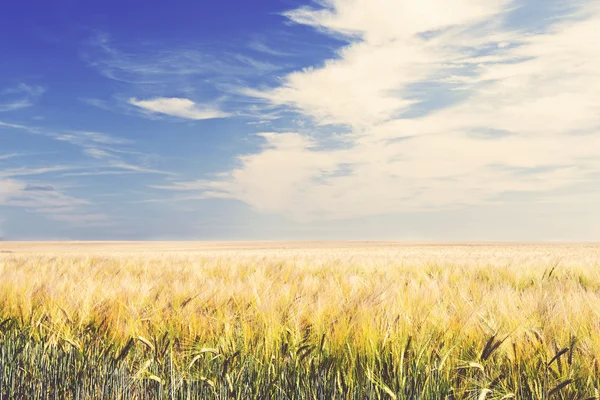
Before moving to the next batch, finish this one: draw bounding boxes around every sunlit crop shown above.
[0,242,599,399]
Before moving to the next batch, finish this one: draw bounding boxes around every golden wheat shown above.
[0,242,599,398]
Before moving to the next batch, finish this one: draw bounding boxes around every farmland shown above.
[0,242,599,399]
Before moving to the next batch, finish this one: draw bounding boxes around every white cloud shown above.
[79,97,111,111]
[248,38,292,57]
[284,0,510,44]
[108,161,176,175]
[0,120,39,131]
[0,166,73,178]
[255,0,517,128]
[0,153,23,161]
[86,33,284,81]
[0,99,32,112]
[72,131,133,145]
[0,170,114,229]
[54,132,132,149]
[0,120,174,177]
[0,84,45,112]
[129,97,229,120]
[0,164,83,217]
[0,176,85,210]
[161,0,600,222]
[61,170,137,177]
[83,148,115,159]
[0,179,24,204]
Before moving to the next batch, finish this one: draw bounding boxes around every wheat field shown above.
[0,241,599,399]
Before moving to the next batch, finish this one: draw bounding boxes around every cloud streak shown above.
[0,174,105,228]
[0,118,177,232]
[0,84,45,112]
[85,33,284,83]
[0,120,174,177]
[129,97,229,120]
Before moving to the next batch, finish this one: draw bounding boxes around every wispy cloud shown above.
[129,97,229,120]
[0,166,74,178]
[0,157,120,230]
[0,179,24,204]
[0,175,103,227]
[248,38,292,57]
[23,184,55,192]
[79,97,112,111]
[80,33,291,122]
[0,99,33,112]
[56,131,133,145]
[0,120,174,177]
[157,0,600,222]
[7,84,45,97]
[61,170,137,177]
[108,161,176,176]
[0,153,24,161]
[84,33,284,83]
[0,158,83,220]
[0,120,38,131]
[0,83,45,112]
[0,113,182,234]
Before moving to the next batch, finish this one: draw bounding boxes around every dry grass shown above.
[0,242,599,399]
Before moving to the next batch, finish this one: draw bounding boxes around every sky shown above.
[1,0,599,241]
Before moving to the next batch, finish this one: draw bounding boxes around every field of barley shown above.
[0,241,599,399]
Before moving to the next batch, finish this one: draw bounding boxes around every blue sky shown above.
[1,0,599,241]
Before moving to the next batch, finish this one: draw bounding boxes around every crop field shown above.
[0,241,599,399]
